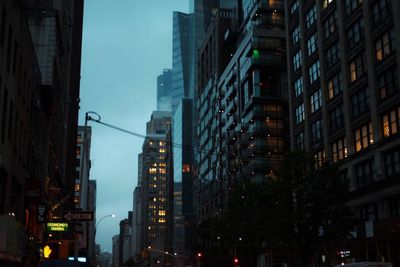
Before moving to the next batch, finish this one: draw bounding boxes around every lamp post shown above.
[95,214,116,239]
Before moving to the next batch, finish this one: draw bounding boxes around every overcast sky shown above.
[79,0,189,252]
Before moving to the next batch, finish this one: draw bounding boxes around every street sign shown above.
[46,222,69,232]
[63,211,93,222]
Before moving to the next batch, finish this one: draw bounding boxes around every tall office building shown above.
[137,111,171,254]
[196,0,287,221]
[172,98,196,258]
[285,0,400,262]
[0,0,83,263]
[88,180,97,264]
[157,69,173,112]
[171,12,196,113]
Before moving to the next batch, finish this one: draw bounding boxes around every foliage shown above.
[197,151,356,266]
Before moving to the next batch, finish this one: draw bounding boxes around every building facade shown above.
[285,0,400,263]
[157,69,173,112]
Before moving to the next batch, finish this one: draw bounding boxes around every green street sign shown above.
[46,222,69,232]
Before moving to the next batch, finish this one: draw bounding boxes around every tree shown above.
[197,151,355,266]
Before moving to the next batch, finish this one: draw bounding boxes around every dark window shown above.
[290,1,299,15]
[310,88,322,113]
[292,25,300,45]
[307,33,318,55]
[305,5,317,28]
[375,28,395,63]
[12,41,17,75]
[331,137,347,163]
[309,60,320,84]
[324,9,337,39]
[293,50,302,71]
[382,107,400,138]
[347,18,364,49]
[329,103,344,131]
[296,131,305,150]
[378,65,399,100]
[345,0,363,16]
[326,42,340,67]
[384,147,400,178]
[351,87,369,117]
[359,202,378,221]
[327,72,342,100]
[294,77,303,97]
[372,0,391,26]
[311,119,323,144]
[349,53,366,83]
[389,196,400,216]
[295,103,305,124]
[354,159,374,189]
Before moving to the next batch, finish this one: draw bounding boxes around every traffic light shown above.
[196,252,203,258]
[233,256,239,265]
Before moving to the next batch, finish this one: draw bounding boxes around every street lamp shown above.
[95,214,116,238]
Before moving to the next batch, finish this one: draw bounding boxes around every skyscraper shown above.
[285,0,400,261]
[157,69,173,112]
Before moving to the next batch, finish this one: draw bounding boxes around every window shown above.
[349,53,366,83]
[305,5,317,28]
[309,60,320,84]
[311,119,322,144]
[296,132,305,149]
[290,1,299,15]
[329,103,344,131]
[327,72,342,99]
[182,164,191,173]
[372,0,391,26]
[347,18,364,49]
[314,150,325,168]
[293,50,302,71]
[322,0,334,9]
[384,147,400,178]
[307,33,318,55]
[292,25,301,45]
[351,87,369,117]
[149,168,157,174]
[389,196,400,216]
[359,203,377,221]
[323,10,337,38]
[354,159,374,189]
[294,77,303,97]
[326,42,340,67]
[382,107,400,137]
[378,66,398,99]
[331,137,347,163]
[345,0,363,16]
[354,122,374,152]
[375,29,395,63]
[310,88,322,113]
[295,103,305,124]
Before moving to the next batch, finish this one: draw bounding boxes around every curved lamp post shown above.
[95,214,116,238]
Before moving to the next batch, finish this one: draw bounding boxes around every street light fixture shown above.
[95,214,116,239]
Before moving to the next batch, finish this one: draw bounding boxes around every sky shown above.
[79,0,189,252]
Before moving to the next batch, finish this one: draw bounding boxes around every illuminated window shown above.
[354,122,374,152]
[331,137,347,163]
[349,53,365,83]
[74,184,80,192]
[160,155,165,160]
[327,72,341,100]
[74,197,79,204]
[159,141,166,146]
[76,146,81,156]
[158,218,166,223]
[159,148,166,153]
[375,29,395,63]
[382,107,400,137]
[149,141,156,146]
[159,168,166,174]
[149,168,157,174]
[149,183,157,188]
[322,0,334,9]
[159,210,166,216]
[314,150,325,168]
[182,164,190,173]
[159,162,166,167]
